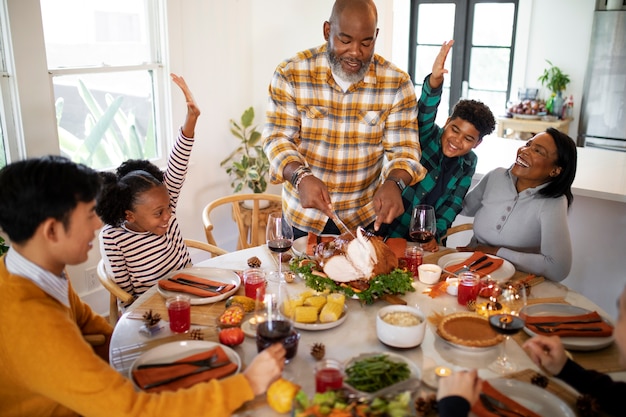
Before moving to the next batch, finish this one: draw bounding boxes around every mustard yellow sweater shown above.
[0,259,254,416]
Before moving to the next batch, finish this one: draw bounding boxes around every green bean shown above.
[344,354,411,393]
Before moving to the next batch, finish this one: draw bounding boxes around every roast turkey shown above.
[316,227,398,283]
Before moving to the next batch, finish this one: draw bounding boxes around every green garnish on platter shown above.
[289,258,414,305]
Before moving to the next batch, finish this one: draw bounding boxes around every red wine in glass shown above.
[489,314,525,335]
[409,230,435,244]
[267,238,293,253]
[256,320,299,361]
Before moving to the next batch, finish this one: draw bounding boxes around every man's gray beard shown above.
[326,48,370,84]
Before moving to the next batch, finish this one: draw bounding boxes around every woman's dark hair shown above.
[539,127,577,207]
[96,159,164,226]
[0,155,101,244]
[450,99,496,140]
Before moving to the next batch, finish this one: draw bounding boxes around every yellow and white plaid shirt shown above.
[262,44,426,234]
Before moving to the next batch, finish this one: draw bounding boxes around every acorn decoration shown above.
[310,342,325,361]
[142,310,161,327]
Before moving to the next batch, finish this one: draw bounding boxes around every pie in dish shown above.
[437,312,504,347]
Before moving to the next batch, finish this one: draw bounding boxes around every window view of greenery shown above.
[41,0,161,170]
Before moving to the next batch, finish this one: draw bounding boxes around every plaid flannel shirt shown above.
[262,44,426,234]
[388,75,477,241]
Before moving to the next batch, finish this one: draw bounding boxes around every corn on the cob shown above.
[319,302,343,323]
[295,306,319,323]
[282,298,304,318]
[326,293,345,307]
[304,295,327,311]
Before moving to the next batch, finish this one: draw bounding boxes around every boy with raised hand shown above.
[0,156,284,417]
[387,40,496,251]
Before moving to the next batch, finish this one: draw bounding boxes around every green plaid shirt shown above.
[388,75,477,241]
[262,44,426,234]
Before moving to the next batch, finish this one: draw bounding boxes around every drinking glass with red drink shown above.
[244,268,266,300]
[457,272,480,306]
[403,246,423,278]
[255,287,300,362]
[315,359,344,393]
[166,295,191,333]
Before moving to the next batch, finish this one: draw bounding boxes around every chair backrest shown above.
[97,239,228,325]
[439,223,473,248]
[202,193,282,250]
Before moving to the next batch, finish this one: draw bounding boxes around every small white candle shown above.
[435,366,452,378]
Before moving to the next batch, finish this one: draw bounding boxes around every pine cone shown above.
[310,343,325,361]
[142,310,161,326]
[530,373,549,388]
[415,393,438,416]
[247,256,262,268]
[189,328,204,340]
[466,299,476,311]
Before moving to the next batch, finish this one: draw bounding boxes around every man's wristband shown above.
[385,175,406,192]
[290,165,312,189]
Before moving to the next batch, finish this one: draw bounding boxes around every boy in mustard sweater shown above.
[0,156,285,417]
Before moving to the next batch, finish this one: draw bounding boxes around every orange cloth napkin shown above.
[445,252,504,277]
[158,273,235,297]
[472,380,541,417]
[132,346,238,393]
[384,238,407,259]
[523,311,614,337]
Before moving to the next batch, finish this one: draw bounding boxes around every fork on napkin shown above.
[131,346,238,393]
[472,380,541,417]
[445,252,504,277]
[522,311,614,337]
[158,273,235,297]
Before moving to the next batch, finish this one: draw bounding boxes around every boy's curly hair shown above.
[96,159,164,227]
[450,99,496,140]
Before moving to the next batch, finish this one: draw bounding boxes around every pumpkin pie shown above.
[437,312,504,348]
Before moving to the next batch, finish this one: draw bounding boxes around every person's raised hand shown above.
[243,343,286,396]
[522,335,568,376]
[437,369,482,405]
[372,181,404,231]
[429,40,454,89]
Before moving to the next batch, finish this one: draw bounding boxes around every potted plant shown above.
[220,107,270,194]
[0,236,9,256]
[537,60,570,117]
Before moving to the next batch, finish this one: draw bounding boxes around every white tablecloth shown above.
[109,245,618,416]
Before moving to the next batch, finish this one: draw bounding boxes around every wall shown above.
[5,0,603,316]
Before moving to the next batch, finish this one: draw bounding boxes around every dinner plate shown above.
[129,340,242,390]
[157,267,241,305]
[437,252,515,281]
[291,234,338,258]
[292,304,348,331]
[521,303,614,351]
[470,378,575,417]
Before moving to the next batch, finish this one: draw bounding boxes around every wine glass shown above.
[266,212,294,282]
[488,283,527,374]
[409,205,437,249]
[255,284,300,363]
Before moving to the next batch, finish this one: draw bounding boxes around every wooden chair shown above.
[439,223,474,247]
[97,239,228,326]
[202,193,282,249]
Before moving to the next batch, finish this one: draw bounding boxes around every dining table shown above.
[109,244,626,416]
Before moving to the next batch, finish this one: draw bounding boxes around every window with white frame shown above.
[0,0,22,169]
[40,0,168,170]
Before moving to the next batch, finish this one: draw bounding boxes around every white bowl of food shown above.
[376,305,426,348]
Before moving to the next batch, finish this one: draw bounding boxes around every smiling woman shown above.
[460,128,578,282]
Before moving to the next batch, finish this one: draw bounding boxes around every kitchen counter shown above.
[473,136,626,203]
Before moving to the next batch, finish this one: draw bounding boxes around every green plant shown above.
[0,236,9,256]
[537,60,570,94]
[220,107,269,193]
[57,79,156,170]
